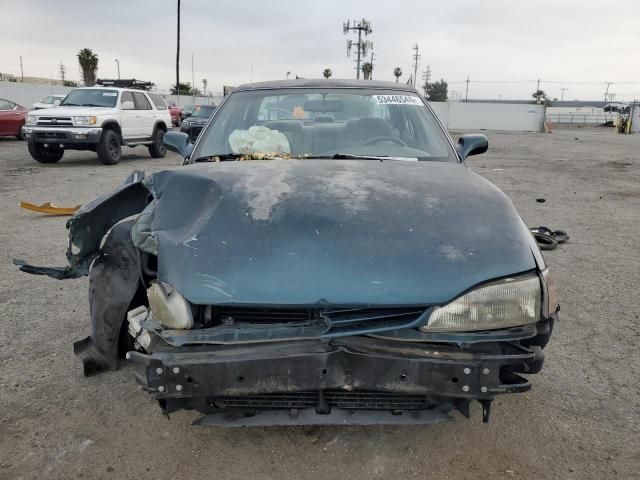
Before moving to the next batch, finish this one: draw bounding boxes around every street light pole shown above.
[114,59,120,79]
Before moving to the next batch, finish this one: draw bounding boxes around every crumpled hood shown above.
[143,160,538,306]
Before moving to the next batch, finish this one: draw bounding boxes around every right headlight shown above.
[421,274,541,332]
[26,115,38,125]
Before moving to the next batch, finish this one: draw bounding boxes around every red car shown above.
[167,103,181,126]
[0,98,28,140]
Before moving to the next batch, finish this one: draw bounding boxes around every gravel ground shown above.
[0,128,639,480]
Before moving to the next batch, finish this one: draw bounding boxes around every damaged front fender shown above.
[15,170,150,279]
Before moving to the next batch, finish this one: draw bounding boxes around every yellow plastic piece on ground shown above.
[19,201,81,216]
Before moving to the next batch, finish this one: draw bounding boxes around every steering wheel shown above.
[269,108,297,120]
[362,136,408,147]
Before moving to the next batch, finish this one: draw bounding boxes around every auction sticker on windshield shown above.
[373,95,421,105]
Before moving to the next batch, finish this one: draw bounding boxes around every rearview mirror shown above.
[163,131,193,157]
[457,134,488,160]
[122,100,135,110]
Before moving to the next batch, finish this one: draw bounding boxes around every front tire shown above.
[148,128,167,158]
[16,124,25,141]
[97,129,121,165]
[28,141,63,163]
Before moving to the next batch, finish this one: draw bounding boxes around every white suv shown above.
[22,87,172,165]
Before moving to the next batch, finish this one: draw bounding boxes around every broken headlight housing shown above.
[421,274,541,332]
[147,281,194,329]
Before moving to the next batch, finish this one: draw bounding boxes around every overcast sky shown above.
[1,0,638,100]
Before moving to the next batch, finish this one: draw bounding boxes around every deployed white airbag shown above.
[229,126,291,154]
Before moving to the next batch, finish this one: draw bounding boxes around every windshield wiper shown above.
[193,153,244,162]
[307,153,417,161]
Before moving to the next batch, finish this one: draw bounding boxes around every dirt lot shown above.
[0,128,639,479]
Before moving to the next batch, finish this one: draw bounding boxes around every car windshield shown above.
[60,89,118,107]
[191,105,216,118]
[191,88,457,162]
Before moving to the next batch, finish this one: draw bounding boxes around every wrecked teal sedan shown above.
[18,79,558,426]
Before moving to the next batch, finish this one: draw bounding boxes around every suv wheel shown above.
[28,141,64,163]
[148,128,167,158]
[97,129,122,165]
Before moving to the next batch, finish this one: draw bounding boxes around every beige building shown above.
[0,72,64,85]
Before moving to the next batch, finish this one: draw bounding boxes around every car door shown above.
[0,100,21,136]
[132,92,154,139]
[119,91,140,139]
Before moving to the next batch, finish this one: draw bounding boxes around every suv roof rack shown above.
[95,79,155,90]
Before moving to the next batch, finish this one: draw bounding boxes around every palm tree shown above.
[77,48,99,86]
[393,67,402,83]
[323,68,332,79]
[202,78,208,96]
[362,62,373,80]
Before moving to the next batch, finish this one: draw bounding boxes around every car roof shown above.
[234,78,419,93]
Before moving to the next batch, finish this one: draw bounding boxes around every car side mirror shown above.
[164,131,193,157]
[184,111,192,118]
[122,101,135,110]
[53,99,61,107]
[457,134,488,160]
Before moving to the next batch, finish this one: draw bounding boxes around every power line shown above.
[560,88,568,101]
[370,49,376,80]
[421,65,431,96]
[603,81,613,102]
[58,61,66,83]
[465,76,470,102]
[343,19,372,80]
[411,43,420,88]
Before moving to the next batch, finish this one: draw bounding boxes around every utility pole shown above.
[191,54,195,101]
[604,82,613,102]
[176,0,181,104]
[19,56,24,82]
[411,44,420,88]
[560,88,568,101]
[369,48,375,80]
[421,65,431,97]
[59,62,66,84]
[465,76,470,102]
[343,19,372,79]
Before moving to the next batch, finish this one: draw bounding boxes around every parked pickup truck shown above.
[22,87,171,164]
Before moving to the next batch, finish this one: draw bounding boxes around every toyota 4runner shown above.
[22,86,172,165]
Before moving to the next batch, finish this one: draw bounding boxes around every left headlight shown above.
[421,274,541,332]
[25,115,37,125]
[74,116,97,126]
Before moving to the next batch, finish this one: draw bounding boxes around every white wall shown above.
[0,81,224,110]
[0,81,74,107]
[429,101,545,132]
[162,94,223,107]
